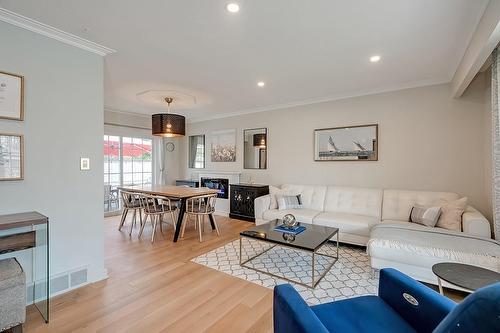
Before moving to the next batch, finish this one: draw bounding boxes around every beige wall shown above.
[180,83,492,217]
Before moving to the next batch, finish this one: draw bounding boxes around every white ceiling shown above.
[0,0,489,121]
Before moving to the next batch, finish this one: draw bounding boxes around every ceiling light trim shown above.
[0,8,116,56]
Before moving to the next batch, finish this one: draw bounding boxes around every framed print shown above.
[0,133,24,180]
[211,129,236,162]
[80,157,90,171]
[314,124,378,161]
[0,71,24,121]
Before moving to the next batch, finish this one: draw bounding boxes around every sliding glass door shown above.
[104,135,153,214]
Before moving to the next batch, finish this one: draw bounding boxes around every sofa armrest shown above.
[379,268,455,332]
[254,194,271,224]
[462,207,491,238]
[273,284,329,333]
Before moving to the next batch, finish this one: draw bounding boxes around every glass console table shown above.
[0,212,49,323]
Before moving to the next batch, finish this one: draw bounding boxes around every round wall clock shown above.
[166,142,175,152]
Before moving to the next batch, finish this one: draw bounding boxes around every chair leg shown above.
[118,208,128,231]
[170,211,176,231]
[212,214,220,236]
[197,216,203,242]
[181,214,187,238]
[151,216,158,243]
[138,214,148,238]
[202,215,205,232]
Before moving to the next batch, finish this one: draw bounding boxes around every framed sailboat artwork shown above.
[314,124,378,161]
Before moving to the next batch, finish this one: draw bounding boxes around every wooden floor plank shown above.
[24,215,273,333]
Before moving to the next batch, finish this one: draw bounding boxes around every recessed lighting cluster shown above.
[370,55,381,63]
[257,81,265,87]
[226,3,240,13]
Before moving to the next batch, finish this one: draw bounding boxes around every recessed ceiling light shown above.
[257,81,265,87]
[370,55,381,63]
[226,3,240,13]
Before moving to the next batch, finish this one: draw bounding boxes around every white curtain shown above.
[153,137,166,185]
[492,48,500,239]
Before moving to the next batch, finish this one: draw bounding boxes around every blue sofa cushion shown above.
[311,295,417,333]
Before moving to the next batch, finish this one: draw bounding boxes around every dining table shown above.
[118,185,219,242]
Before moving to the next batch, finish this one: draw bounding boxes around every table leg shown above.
[208,213,216,230]
[437,277,444,295]
[173,198,186,242]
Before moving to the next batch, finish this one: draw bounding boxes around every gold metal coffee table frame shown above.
[239,231,339,289]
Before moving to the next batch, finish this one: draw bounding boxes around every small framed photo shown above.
[0,133,24,180]
[0,71,24,121]
[80,157,90,171]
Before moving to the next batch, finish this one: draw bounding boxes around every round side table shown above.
[432,262,500,295]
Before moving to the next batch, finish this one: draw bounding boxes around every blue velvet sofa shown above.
[273,268,500,333]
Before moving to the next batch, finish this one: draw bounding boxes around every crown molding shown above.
[0,8,116,56]
[187,78,450,123]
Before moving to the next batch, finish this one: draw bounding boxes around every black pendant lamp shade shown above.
[152,113,185,137]
[253,133,267,148]
[152,97,186,137]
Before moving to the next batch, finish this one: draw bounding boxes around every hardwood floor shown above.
[23,214,466,333]
[24,215,273,333]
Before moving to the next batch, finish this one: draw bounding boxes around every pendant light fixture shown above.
[253,133,267,148]
[152,97,186,137]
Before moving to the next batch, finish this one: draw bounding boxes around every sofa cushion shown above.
[281,184,327,211]
[368,222,500,272]
[324,186,383,218]
[314,212,379,237]
[382,190,459,221]
[311,295,416,333]
[263,208,321,223]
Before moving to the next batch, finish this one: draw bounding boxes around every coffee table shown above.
[239,219,339,288]
[432,262,500,294]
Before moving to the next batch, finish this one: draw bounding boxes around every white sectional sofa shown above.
[254,184,500,287]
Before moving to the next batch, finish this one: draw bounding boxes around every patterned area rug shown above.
[192,238,379,305]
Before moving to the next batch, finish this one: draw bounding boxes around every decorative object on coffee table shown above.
[432,262,500,295]
[239,219,339,288]
[314,124,378,161]
[282,214,297,228]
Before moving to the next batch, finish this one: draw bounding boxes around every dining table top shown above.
[117,185,219,199]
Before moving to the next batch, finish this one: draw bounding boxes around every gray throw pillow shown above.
[277,194,303,210]
[410,205,442,227]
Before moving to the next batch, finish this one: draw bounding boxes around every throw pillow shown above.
[409,205,442,227]
[277,194,303,210]
[269,185,284,209]
[436,197,468,231]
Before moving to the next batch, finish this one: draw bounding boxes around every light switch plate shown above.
[80,157,90,171]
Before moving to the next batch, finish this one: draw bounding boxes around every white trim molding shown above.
[0,8,116,56]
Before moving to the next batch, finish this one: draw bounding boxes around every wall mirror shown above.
[244,128,267,169]
[188,134,205,168]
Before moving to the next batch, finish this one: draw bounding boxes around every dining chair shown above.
[181,193,220,242]
[118,190,142,236]
[137,194,177,243]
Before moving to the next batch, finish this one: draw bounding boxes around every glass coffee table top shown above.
[240,219,338,251]
[432,262,500,292]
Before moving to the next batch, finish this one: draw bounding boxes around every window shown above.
[103,135,152,213]
[189,135,205,169]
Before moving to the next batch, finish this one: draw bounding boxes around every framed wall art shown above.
[314,124,378,161]
[211,129,236,162]
[0,133,24,180]
[0,71,24,121]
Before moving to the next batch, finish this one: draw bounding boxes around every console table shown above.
[230,184,269,222]
[0,212,49,323]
